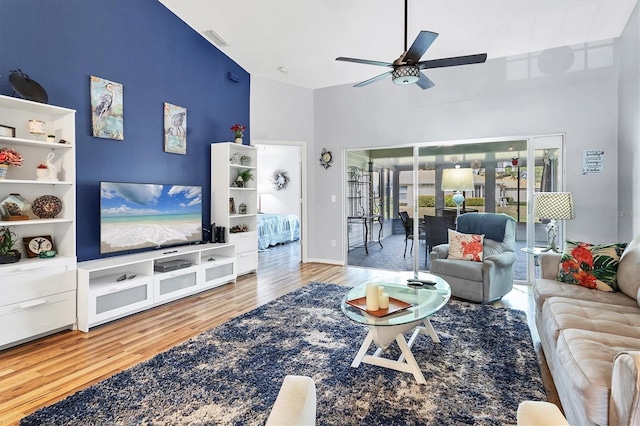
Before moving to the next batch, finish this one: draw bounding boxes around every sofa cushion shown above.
[556,329,640,425]
[556,240,627,292]
[617,234,640,301]
[447,229,484,262]
[534,278,639,317]
[541,297,640,343]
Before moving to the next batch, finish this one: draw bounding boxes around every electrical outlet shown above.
[331,240,336,248]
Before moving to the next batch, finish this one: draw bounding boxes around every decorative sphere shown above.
[452,193,465,206]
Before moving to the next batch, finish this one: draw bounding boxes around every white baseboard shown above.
[305,258,344,266]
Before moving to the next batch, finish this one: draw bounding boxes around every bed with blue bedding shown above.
[257,214,300,250]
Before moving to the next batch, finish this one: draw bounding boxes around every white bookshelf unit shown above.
[0,95,77,349]
[211,142,258,275]
[77,243,236,332]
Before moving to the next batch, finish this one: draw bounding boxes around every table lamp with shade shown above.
[533,192,575,253]
[441,166,475,217]
[257,183,274,214]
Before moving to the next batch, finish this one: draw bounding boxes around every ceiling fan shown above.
[336,0,487,89]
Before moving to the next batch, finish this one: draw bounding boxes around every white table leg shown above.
[422,318,440,343]
[351,329,374,368]
[350,320,440,384]
[398,319,439,362]
[395,333,426,384]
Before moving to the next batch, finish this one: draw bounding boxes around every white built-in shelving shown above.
[0,95,77,349]
[211,142,258,275]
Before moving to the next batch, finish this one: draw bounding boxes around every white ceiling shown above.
[159,0,637,90]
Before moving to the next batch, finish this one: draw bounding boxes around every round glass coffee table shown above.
[341,273,451,384]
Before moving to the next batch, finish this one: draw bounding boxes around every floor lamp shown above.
[441,166,475,218]
[533,192,575,252]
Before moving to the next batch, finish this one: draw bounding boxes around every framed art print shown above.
[90,76,123,140]
[164,103,186,154]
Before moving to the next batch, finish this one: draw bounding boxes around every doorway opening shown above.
[254,140,307,265]
[346,135,565,283]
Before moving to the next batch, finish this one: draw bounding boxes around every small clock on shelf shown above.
[23,235,55,258]
[320,148,333,169]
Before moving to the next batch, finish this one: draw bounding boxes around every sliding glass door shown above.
[345,135,565,284]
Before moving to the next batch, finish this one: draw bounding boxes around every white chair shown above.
[266,375,316,426]
[517,401,569,425]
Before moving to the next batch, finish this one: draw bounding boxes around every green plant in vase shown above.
[0,226,21,263]
[236,169,254,188]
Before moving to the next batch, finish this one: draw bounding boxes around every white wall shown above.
[256,144,301,216]
[251,25,639,264]
[250,75,315,260]
[617,3,640,240]
[313,44,621,262]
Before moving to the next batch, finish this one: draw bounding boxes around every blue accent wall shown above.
[0,0,250,261]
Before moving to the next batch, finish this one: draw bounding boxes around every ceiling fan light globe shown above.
[392,66,420,85]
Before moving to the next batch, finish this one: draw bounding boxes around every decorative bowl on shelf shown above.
[31,195,62,218]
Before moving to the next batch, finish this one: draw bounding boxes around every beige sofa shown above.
[533,234,640,425]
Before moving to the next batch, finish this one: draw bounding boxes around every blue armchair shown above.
[429,213,517,303]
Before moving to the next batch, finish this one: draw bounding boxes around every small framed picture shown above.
[164,103,186,155]
[0,124,16,138]
[229,197,236,214]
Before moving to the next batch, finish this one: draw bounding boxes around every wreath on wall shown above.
[272,169,290,191]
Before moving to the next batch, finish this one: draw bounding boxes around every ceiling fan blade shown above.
[354,71,393,87]
[336,57,393,68]
[417,53,488,70]
[404,31,438,63]
[415,72,435,90]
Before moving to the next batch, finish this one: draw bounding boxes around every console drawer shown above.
[236,250,257,275]
[88,275,153,325]
[229,231,257,253]
[1,258,76,306]
[0,290,76,346]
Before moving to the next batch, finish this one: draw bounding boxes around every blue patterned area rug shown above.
[22,282,545,425]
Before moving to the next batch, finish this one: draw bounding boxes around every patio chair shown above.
[399,212,425,257]
[423,215,457,268]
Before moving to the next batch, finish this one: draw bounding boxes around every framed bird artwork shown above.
[90,76,124,140]
[163,103,187,154]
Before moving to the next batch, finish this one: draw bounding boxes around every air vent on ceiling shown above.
[204,30,228,47]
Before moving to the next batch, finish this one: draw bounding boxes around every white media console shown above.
[77,243,236,332]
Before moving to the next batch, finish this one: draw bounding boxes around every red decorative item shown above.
[511,157,519,166]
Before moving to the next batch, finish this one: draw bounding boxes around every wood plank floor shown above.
[0,243,558,425]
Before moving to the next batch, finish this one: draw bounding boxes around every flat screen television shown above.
[100,181,203,254]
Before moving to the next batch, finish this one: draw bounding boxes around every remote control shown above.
[407,279,437,286]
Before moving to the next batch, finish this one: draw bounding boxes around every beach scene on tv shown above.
[100,182,202,253]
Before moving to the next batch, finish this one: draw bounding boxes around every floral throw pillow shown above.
[556,239,628,292]
[448,229,484,262]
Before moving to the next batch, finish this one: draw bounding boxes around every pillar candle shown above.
[379,292,390,310]
[366,283,380,311]
[378,286,384,296]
